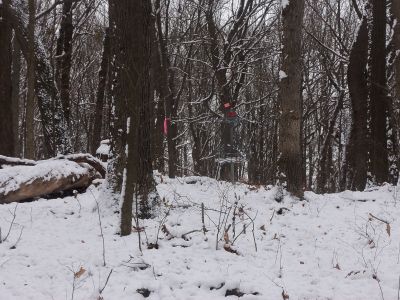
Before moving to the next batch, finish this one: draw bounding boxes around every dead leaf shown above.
[224,231,230,244]
[282,290,289,300]
[386,223,391,236]
[223,244,239,255]
[260,225,266,231]
[161,224,174,240]
[334,263,341,270]
[74,266,86,278]
[132,226,145,232]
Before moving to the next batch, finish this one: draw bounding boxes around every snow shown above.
[1,177,400,299]
[279,70,288,80]
[96,140,110,156]
[281,0,289,9]
[0,156,36,168]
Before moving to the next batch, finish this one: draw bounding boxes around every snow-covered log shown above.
[0,155,36,167]
[55,154,107,178]
[0,154,105,204]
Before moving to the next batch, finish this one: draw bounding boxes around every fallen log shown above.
[0,154,105,204]
[0,155,36,167]
[55,153,106,178]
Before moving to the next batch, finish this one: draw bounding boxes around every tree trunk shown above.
[55,0,74,129]
[317,1,345,193]
[111,0,158,236]
[317,100,342,193]
[344,18,368,190]
[394,0,400,100]
[25,0,36,159]
[11,37,21,156]
[7,6,66,157]
[0,0,15,157]
[107,0,126,194]
[154,0,178,178]
[369,0,388,184]
[277,0,305,198]
[90,28,110,154]
[150,20,165,173]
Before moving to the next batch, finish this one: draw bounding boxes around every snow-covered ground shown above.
[1,176,400,299]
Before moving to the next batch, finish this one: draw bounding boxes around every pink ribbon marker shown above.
[163,117,170,136]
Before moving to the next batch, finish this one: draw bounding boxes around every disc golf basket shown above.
[215,103,246,181]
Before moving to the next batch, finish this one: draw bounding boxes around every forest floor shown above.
[1,176,400,299]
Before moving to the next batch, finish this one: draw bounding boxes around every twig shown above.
[0,258,10,268]
[89,190,106,266]
[397,275,400,300]
[134,189,142,253]
[74,191,82,214]
[67,265,87,300]
[155,207,171,246]
[70,270,77,300]
[369,213,389,225]
[201,202,207,235]
[96,200,106,267]
[10,226,24,249]
[269,209,275,223]
[250,212,258,252]
[375,276,385,300]
[2,203,18,243]
[181,229,202,240]
[239,209,258,251]
[231,220,253,245]
[397,241,400,264]
[99,269,113,295]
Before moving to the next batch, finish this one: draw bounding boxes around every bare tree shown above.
[55,0,74,129]
[394,0,400,99]
[25,0,36,159]
[11,35,21,156]
[90,28,110,154]
[110,0,158,235]
[369,0,389,184]
[278,0,305,198]
[0,0,15,156]
[344,16,368,191]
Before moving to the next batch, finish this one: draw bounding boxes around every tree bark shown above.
[106,0,126,194]
[55,0,74,128]
[91,28,110,154]
[0,0,15,157]
[11,37,21,156]
[277,0,305,198]
[150,18,165,173]
[25,0,36,159]
[345,17,369,191]
[154,0,178,178]
[111,0,158,236]
[317,1,345,193]
[369,0,388,184]
[394,0,400,99]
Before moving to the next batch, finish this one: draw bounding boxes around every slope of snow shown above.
[1,177,400,299]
